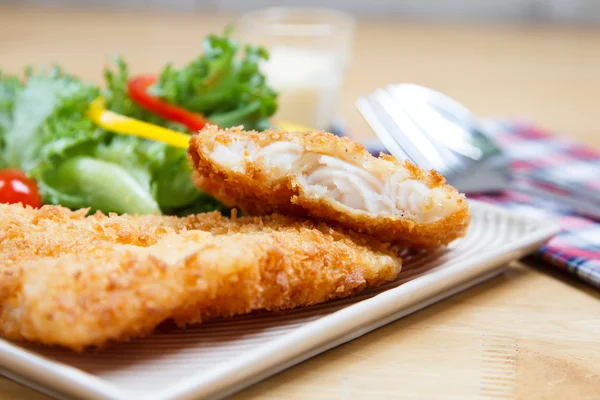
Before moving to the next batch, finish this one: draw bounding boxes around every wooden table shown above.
[1,6,600,399]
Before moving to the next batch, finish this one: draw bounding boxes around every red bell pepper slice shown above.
[127,75,211,132]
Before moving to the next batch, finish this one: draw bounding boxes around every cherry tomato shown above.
[0,168,42,208]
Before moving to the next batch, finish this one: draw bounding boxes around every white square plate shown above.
[0,200,559,400]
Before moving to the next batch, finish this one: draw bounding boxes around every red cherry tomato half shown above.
[0,168,42,208]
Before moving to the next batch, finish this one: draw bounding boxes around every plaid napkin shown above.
[471,120,600,288]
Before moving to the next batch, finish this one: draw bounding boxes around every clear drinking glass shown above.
[237,7,355,130]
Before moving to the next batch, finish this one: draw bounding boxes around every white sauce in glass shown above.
[261,46,342,130]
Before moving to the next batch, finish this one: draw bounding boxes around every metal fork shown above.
[356,83,600,219]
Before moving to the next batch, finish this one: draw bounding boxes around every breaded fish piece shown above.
[188,126,471,248]
[0,204,401,350]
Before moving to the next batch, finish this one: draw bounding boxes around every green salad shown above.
[0,32,277,215]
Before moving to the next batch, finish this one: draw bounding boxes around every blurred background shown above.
[1,0,599,142]
[5,0,600,22]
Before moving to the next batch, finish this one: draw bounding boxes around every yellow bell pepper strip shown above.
[87,97,190,149]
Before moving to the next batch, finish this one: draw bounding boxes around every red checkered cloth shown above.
[473,120,600,288]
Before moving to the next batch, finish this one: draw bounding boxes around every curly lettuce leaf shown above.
[4,68,89,171]
[144,143,203,209]
[151,33,277,131]
[0,72,22,168]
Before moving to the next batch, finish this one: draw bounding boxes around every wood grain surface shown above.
[1,5,599,400]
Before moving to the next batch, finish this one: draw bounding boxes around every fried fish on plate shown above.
[188,125,471,249]
[0,203,401,350]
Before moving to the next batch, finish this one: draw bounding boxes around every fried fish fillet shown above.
[188,125,471,248]
[0,203,401,350]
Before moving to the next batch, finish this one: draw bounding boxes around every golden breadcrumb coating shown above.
[188,125,471,248]
[0,203,401,350]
